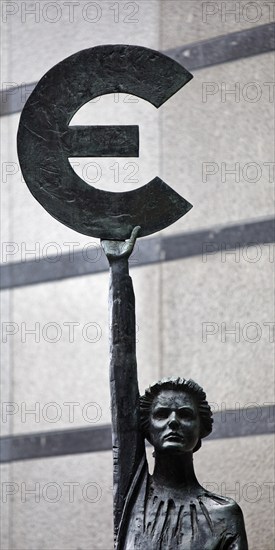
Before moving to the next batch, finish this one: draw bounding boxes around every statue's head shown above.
[140,377,213,454]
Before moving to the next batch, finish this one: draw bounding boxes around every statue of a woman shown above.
[102,228,248,550]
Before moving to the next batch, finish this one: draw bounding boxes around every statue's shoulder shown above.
[202,490,244,518]
[201,491,248,548]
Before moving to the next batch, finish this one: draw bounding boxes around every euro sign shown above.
[17,45,193,240]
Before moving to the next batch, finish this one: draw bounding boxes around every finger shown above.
[101,240,110,253]
[128,226,141,245]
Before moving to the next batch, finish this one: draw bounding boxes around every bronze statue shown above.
[102,229,248,550]
[18,43,249,549]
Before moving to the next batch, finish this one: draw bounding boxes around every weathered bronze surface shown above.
[17,44,193,240]
[102,231,248,550]
[18,44,248,549]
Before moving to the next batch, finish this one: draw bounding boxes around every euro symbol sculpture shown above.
[17,44,193,240]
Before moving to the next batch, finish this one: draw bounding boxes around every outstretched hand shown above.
[101,226,141,261]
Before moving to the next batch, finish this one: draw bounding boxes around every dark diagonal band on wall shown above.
[1,23,274,116]
[1,405,274,463]
[1,218,274,290]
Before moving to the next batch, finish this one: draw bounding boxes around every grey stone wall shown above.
[1,1,274,549]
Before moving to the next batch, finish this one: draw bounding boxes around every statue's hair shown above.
[139,376,213,453]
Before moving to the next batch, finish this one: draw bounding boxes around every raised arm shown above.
[101,227,145,543]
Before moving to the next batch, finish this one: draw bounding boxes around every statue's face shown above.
[149,390,200,454]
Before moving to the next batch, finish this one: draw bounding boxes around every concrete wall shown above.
[1,1,274,548]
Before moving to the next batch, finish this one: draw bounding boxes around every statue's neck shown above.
[152,451,201,490]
